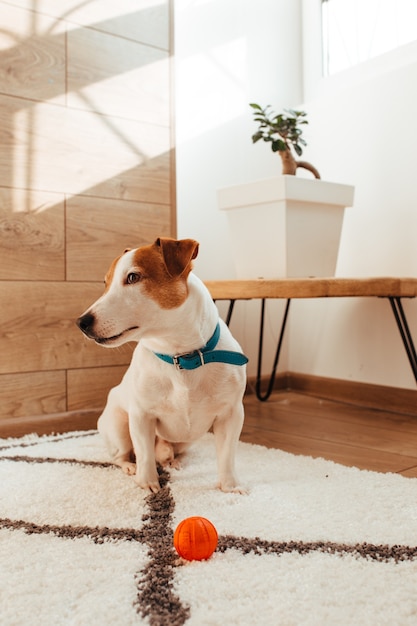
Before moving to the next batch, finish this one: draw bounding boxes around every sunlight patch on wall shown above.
[67,57,170,126]
[10,0,169,48]
[176,38,247,144]
[11,101,170,209]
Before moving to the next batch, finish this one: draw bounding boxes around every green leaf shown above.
[249,103,262,110]
[272,139,287,152]
[251,131,264,143]
[293,144,303,156]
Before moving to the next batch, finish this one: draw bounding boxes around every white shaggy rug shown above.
[2,431,417,625]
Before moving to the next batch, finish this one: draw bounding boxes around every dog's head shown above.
[77,237,199,347]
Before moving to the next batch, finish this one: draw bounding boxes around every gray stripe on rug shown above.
[0,455,114,468]
[134,467,191,626]
[217,535,417,564]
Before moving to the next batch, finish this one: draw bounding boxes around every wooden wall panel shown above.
[0,0,173,426]
[67,27,170,125]
[0,187,65,280]
[0,4,66,104]
[66,196,171,281]
[0,371,66,419]
[0,282,134,374]
[67,365,128,411]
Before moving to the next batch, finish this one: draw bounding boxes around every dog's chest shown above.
[155,379,219,440]
[136,367,223,441]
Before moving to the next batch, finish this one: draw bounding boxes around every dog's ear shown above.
[155,237,199,278]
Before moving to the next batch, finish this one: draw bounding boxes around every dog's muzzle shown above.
[76,313,138,344]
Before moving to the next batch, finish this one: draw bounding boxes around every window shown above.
[322,0,417,75]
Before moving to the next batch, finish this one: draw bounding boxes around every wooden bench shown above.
[205,277,417,401]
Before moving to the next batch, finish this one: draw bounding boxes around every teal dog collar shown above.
[153,322,248,370]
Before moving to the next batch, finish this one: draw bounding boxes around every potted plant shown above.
[250,103,320,179]
[216,104,354,279]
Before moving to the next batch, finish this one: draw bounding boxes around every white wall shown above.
[292,6,417,389]
[175,0,417,389]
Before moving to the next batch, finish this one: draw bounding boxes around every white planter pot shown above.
[218,175,355,278]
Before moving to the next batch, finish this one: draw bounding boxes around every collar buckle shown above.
[172,353,185,370]
[172,349,205,370]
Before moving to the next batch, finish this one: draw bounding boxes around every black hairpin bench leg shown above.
[388,297,417,383]
[214,299,236,327]
[225,299,236,327]
[218,296,292,401]
[256,298,291,402]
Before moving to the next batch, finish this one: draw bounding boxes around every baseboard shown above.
[249,371,417,417]
[2,373,416,439]
[245,372,289,396]
[0,409,100,439]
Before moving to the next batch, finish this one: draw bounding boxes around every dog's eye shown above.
[126,272,141,285]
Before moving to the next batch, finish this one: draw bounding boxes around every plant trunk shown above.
[279,149,320,179]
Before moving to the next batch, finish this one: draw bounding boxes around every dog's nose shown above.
[77,312,95,335]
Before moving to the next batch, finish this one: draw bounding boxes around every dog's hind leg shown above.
[155,437,176,468]
[97,386,136,475]
[155,438,187,469]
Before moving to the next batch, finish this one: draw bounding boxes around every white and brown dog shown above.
[77,237,248,493]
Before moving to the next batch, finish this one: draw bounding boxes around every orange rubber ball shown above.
[173,516,218,561]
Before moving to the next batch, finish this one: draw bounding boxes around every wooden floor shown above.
[242,390,417,478]
[3,389,417,479]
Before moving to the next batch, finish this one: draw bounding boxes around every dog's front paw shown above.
[218,481,248,495]
[143,480,161,493]
[134,474,161,493]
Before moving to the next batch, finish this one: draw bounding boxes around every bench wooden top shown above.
[205,277,417,300]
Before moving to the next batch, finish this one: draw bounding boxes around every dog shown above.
[77,237,248,493]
